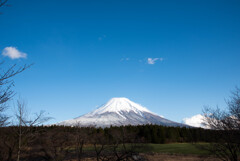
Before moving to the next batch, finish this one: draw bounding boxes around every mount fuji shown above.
[57,97,187,127]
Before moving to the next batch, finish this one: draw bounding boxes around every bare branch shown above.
[0,63,32,127]
[0,0,8,8]
[202,87,240,161]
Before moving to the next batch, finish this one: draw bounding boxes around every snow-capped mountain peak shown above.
[89,97,151,116]
[57,97,188,127]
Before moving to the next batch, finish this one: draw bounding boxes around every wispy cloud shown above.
[2,47,27,59]
[120,57,164,65]
[147,57,163,65]
[120,58,130,61]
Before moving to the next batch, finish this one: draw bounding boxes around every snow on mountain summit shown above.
[89,97,151,116]
[57,97,188,127]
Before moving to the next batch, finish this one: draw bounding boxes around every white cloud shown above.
[120,57,164,64]
[147,57,163,64]
[2,47,27,59]
[182,114,208,128]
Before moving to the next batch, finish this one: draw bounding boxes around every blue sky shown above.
[1,0,240,124]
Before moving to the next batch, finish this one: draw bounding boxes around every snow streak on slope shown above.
[57,97,188,127]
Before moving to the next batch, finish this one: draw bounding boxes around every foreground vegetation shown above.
[0,125,225,160]
[83,143,211,155]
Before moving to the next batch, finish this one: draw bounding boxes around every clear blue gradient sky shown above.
[0,0,240,124]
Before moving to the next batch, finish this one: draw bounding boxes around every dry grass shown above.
[66,153,220,161]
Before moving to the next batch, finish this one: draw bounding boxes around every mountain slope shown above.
[57,97,187,127]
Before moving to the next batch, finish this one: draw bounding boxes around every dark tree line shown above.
[0,124,224,161]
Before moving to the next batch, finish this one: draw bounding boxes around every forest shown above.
[0,124,235,161]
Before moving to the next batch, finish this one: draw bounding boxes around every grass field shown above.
[141,143,210,155]
[83,143,211,156]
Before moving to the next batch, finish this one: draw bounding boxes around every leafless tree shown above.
[40,129,73,161]
[0,126,18,161]
[0,0,31,126]
[109,127,144,161]
[92,129,107,161]
[15,99,51,161]
[75,125,88,161]
[203,87,240,161]
[0,63,30,127]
